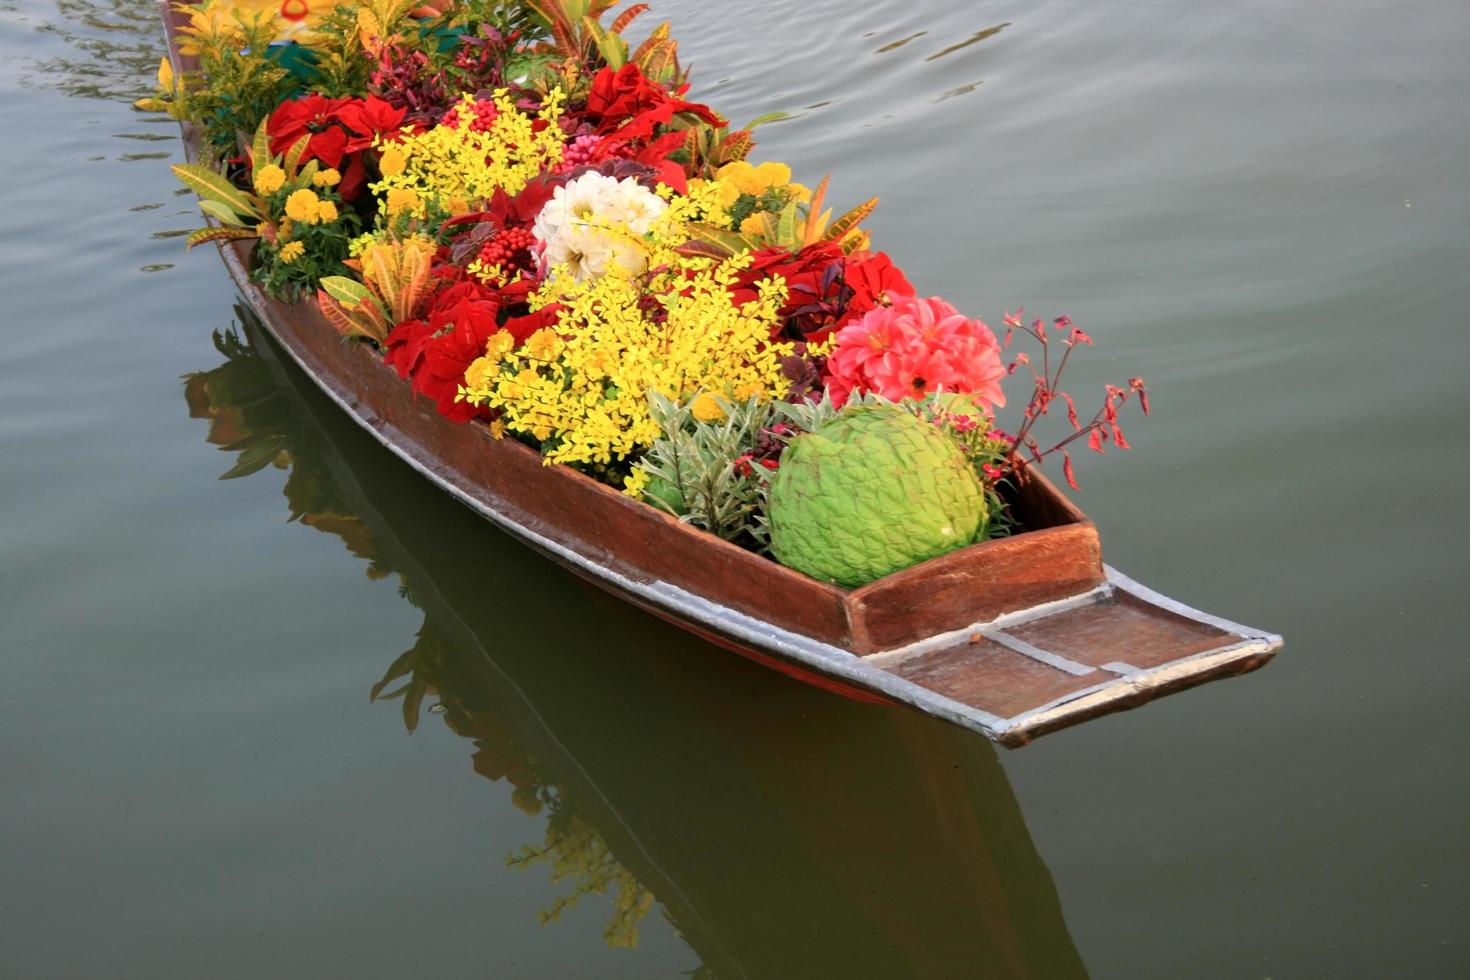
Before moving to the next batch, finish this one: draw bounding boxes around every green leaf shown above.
[172,163,255,217]
[402,679,425,732]
[675,240,732,261]
[583,16,627,68]
[198,199,246,226]
[824,196,879,243]
[251,118,272,170]
[775,200,799,244]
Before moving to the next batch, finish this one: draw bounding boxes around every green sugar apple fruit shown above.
[768,406,988,588]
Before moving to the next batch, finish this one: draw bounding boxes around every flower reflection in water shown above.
[184,310,1086,978]
[185,320,660,947]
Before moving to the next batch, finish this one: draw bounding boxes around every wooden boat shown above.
[160,4,1282,747]
[189,323,1089,976]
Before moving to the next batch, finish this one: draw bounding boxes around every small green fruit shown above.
[768,406,988,587]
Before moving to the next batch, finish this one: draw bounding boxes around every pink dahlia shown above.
[824,294,1007,410]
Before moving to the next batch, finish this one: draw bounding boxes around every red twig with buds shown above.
[998,310,1150,491]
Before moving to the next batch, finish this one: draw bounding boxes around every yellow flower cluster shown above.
[283,187,338,224]
[460,201,793,467]
[253,163,286,195]
[697,160,812,235]
[370,89,568,220]
[719,160,806,198]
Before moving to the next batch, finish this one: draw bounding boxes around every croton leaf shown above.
[685,222,756,256]
[824,197,879,244]
[172,163,254,217]
[250,118,271,171]
[198,199,245,227]
[319,275,378,309]
[184,226,259,249]
[283,133,311,178]
[609,2,648,34]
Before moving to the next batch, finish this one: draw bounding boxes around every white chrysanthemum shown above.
[532,172,669,282]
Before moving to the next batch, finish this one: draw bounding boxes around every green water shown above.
[2,0,1468,976]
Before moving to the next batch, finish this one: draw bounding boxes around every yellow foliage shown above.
[369,90,568,220]
[459,196,793,468]
[178,0,335,46]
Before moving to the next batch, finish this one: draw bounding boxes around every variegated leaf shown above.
[283,133,311,177]
[251,118,271,170]
[171,163,254,216]
[198,199,245,227]
[609,2,648,34]
[184,226,259,249]
[824,197,879,244]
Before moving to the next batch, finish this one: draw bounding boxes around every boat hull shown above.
[161,3,1282,745]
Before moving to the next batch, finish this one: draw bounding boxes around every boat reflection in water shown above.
[184,309,1088,979]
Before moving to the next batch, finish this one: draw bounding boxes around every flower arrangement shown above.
[152,0,1150,588]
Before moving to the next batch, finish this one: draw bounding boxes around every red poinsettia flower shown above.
[501,301,562,344]
[575,64,722,193]
[730,242,916,343]
[268,94,346,161]
[383,277,563,423]
[384,281,502,422]
[333,95,407,152]
[583,63,722,140]
[266,95,407,200]
[842,250,915,323]
[589,129,690,193]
